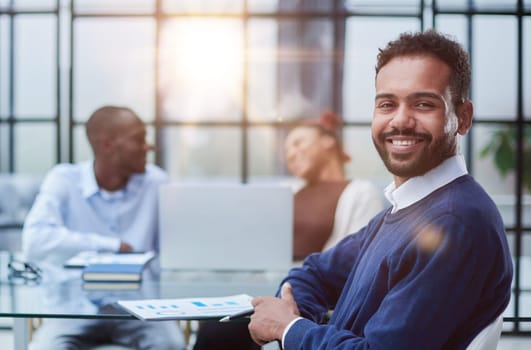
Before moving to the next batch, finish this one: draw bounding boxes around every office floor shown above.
[0,327,530,350]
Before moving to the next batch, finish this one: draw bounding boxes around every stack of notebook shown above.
[82,263,145,282]
[64,251,155,287]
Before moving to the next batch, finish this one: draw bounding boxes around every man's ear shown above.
[456,100,473,135]
[320,134,337,150]
[98,135,114,154]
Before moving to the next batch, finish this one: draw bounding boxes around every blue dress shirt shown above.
[22,161,168,264]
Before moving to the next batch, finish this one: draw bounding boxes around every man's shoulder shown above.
[45,162,84,179]
[37,163,88,195]
[144,164,169,183]
[429,175,502,224]
[444,175,492,203]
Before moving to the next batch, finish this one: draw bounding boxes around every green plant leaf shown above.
[525,149,531,193]
[480,142,494,158]
[494,137,515,176]
[480,126,531,193]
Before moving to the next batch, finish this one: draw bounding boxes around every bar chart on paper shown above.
[117,294,253,321]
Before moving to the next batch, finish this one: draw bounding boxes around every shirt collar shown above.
[384,154,468,213]
[80,161,100,198]
[80,160,145,199]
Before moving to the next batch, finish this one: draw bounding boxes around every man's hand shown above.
[248,282,300,345]
[119,241,133,252]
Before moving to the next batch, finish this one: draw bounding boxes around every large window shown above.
[1,0,530,334]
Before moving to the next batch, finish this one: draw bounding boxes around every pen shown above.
[218,307,255,322]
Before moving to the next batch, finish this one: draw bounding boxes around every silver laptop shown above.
[159,183,293,271]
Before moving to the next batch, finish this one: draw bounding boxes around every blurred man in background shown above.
[23,106,186,350]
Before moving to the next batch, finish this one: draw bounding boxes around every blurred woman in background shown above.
[286,110,384,261]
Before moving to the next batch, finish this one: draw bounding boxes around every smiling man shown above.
[372,54,470,187]
[248,30,513,349]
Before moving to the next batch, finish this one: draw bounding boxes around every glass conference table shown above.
[0,252,286,350]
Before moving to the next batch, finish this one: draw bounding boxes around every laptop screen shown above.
[159,183,293,271]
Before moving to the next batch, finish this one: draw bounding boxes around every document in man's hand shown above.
[117,294,253,321]
[64,251,155,268]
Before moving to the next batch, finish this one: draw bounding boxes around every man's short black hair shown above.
[376,29,471,109]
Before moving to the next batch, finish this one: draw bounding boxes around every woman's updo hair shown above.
[301,110,351,163]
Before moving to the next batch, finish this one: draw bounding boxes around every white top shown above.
[323,179,385,251]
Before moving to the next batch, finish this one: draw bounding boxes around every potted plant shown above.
[480,126,531,193]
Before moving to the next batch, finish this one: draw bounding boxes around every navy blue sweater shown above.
[282,175,513,349]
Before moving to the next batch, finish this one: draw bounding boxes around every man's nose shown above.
[390,106,415,130]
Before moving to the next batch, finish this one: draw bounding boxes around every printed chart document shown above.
[64,251,155,268]
[117,294,253,321]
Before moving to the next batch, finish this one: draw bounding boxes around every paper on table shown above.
[117,294,253,321]
[64,251,155,268]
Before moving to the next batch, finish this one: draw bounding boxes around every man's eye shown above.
[377,102,394,109]
[416,102,435,109]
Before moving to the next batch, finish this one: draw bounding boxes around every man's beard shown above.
[373,129,456,179]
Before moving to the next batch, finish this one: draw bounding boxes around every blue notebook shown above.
[82,263,144,282]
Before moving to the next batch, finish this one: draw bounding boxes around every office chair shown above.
[465,314,504,350]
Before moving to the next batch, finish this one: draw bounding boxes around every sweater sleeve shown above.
[281,212,386,322]
[283,213,510,349]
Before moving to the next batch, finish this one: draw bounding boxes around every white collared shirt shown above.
[384,154,468,213]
